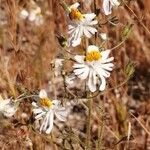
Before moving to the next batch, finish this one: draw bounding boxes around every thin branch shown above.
[123,0,150,35]
[130,112,150,136]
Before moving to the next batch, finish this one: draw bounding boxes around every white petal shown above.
[73,63,86,69]
[96,67,110,77]
[68,27,76,35]
[70,2,80,10]
[83,28,92,38]
[83,13,96,21]
[40,113,48,132]
[55,110,68,122]
[99,75,106,91]
[86,26,97,35]
[110,0,120,6]
[73,26,81,40]
[88,70,97,92]
[43,112,50,132]
[46,111,54,134]
[88,20,98,25]
[74,55,85,63]
[100,57,114,63]
[35,111,46,120]
[93,70,97,85]
[32,102,38,107]
[52,100,60,106]
[100,63,114,71]
[87,45,99,53]
[78,66,90,79]
[72,38,82,47]
[74,68,85,75]
[39,89,47,99]
[33,108,43,114]
[103,0,112,15]
[101,49,111,60]
[68,24,75,30]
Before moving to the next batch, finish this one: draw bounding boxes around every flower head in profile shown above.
[73,45,114,92]
[67,2,98,47]
[103,0,120,15]
[32,89,68,134]
[0,96,17,118]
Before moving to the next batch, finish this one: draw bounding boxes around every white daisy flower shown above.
[103,0,120,15]
[67,2,98,47]
[0,96,17,118]
[73,45,114,92]
[20,1,43,25]
[32,89,69,134]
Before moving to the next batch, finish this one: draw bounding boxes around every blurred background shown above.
[0,0,149,149]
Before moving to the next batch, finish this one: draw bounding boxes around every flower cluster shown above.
[0,0,120,135]
[61,1,120,92]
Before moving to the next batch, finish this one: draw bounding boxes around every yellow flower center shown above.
[86,50,102,62]
[69,9,84,21]
[40,98,53,108]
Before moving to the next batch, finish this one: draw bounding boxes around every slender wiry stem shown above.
[130,112,150,136]
[86,97,93,150]
[51,133,58,150]
[97,102,105,150]
[110,38,127,51]
[123,0,150,35]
